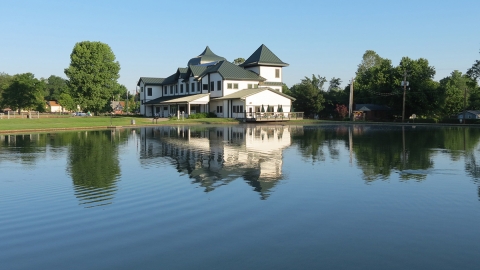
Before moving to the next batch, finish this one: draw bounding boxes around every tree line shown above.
[286,49,480,121]
[0,41,138,115]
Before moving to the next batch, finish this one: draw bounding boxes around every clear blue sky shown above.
[1,0,479,92]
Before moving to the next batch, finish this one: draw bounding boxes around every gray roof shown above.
[355,104,391,111]
[200,60,265,81]
[137,77,165,86]
[259,81,284,86]
[457,110,480,115]
[161,73,177,85]
[145,93,210,105]
[213,87,295,101]
[240,44,289,68]
[187,46,226,66]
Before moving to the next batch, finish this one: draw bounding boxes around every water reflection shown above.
[67,130,129,207]
[140,125,292,199]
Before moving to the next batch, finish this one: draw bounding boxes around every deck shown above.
[244,112,304,122]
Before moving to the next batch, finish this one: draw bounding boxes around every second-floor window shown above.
[191,83,195,92]
[217,81,222,91]
[164,86,167,95]
[180,84,184,93]
[203,84,208,90]
[233,83,238,89]
[227,83,232,89]
[147,88,152,96]
[210,81,214,91]
[275,69,280,78]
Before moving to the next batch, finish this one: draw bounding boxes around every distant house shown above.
[46,101,63,113]
[457,110,480,120]
[111,101,125,114]
[354,104,391,121]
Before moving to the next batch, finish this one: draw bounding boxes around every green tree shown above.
[356,50,383,76]
[64,41,120,115]
[58,93,77,112]
[0,72,13,107]
[327,77,342,92]
[438,70,471,117]
[233,57,245,65]
[397,57,439,118]
[46,75,68,101]
[2,73,46,112]
[290,75,326,116]
[282,83,293,96]
[467,49,480,82]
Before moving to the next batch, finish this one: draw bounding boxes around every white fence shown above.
[1,111,40,119]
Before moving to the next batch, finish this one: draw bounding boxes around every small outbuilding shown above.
[354,104,391,121]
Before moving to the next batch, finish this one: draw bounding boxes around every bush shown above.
[186,112,217,119]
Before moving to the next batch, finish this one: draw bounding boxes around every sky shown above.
[1,0,479,93]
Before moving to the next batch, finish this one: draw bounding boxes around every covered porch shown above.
[144,94,210,118]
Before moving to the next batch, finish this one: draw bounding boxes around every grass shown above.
[0,115,240,132]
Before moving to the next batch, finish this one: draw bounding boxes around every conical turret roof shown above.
[240,44,289,68]
[187,46,226,66]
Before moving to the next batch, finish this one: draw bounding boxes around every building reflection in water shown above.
[140,125,292,199]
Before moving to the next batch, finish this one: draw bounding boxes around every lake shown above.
[1,124,480,269]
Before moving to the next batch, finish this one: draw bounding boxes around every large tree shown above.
[289,75,326,116]
[0,72,13,107]
[438,70,471,117]
[2,73,45,112]
[356,50,383,76]
[467,49,480,82]
[45,75,68,101]
[396,57,439,118]
[64,41,120,114]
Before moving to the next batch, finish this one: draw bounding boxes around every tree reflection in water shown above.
[67,130,125,208]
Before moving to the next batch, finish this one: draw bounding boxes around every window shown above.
[180,84,184,93]
[175,85,178,94]
[191,83,195,92]
[141,87,144,92]
[233,105,244,113]
[210,81,214,91]
[147,88,152,96]
[233,83,238,89]
[186,84,189,93]
[170,85,173,94]
[248,84,253,89]
[217,81,222,91]
[275,69,280,78]
[217,106,223,113]
[227,83,232,89]
[164,86,167,95]
[203,84,208,90]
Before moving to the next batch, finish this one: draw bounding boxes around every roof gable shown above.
[240,44,288,68]
[214,87,295,101]
[201,60,265,81]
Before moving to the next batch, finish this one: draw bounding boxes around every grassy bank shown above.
[0,116,240,133]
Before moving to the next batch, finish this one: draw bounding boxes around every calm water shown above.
[1,124,480,269]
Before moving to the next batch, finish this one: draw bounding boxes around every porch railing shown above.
[244,112,304,121]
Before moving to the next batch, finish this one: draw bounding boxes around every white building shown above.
[137,44,294,118]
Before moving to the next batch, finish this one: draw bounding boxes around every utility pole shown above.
[349,78,354,120]
[402,71,408,123]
